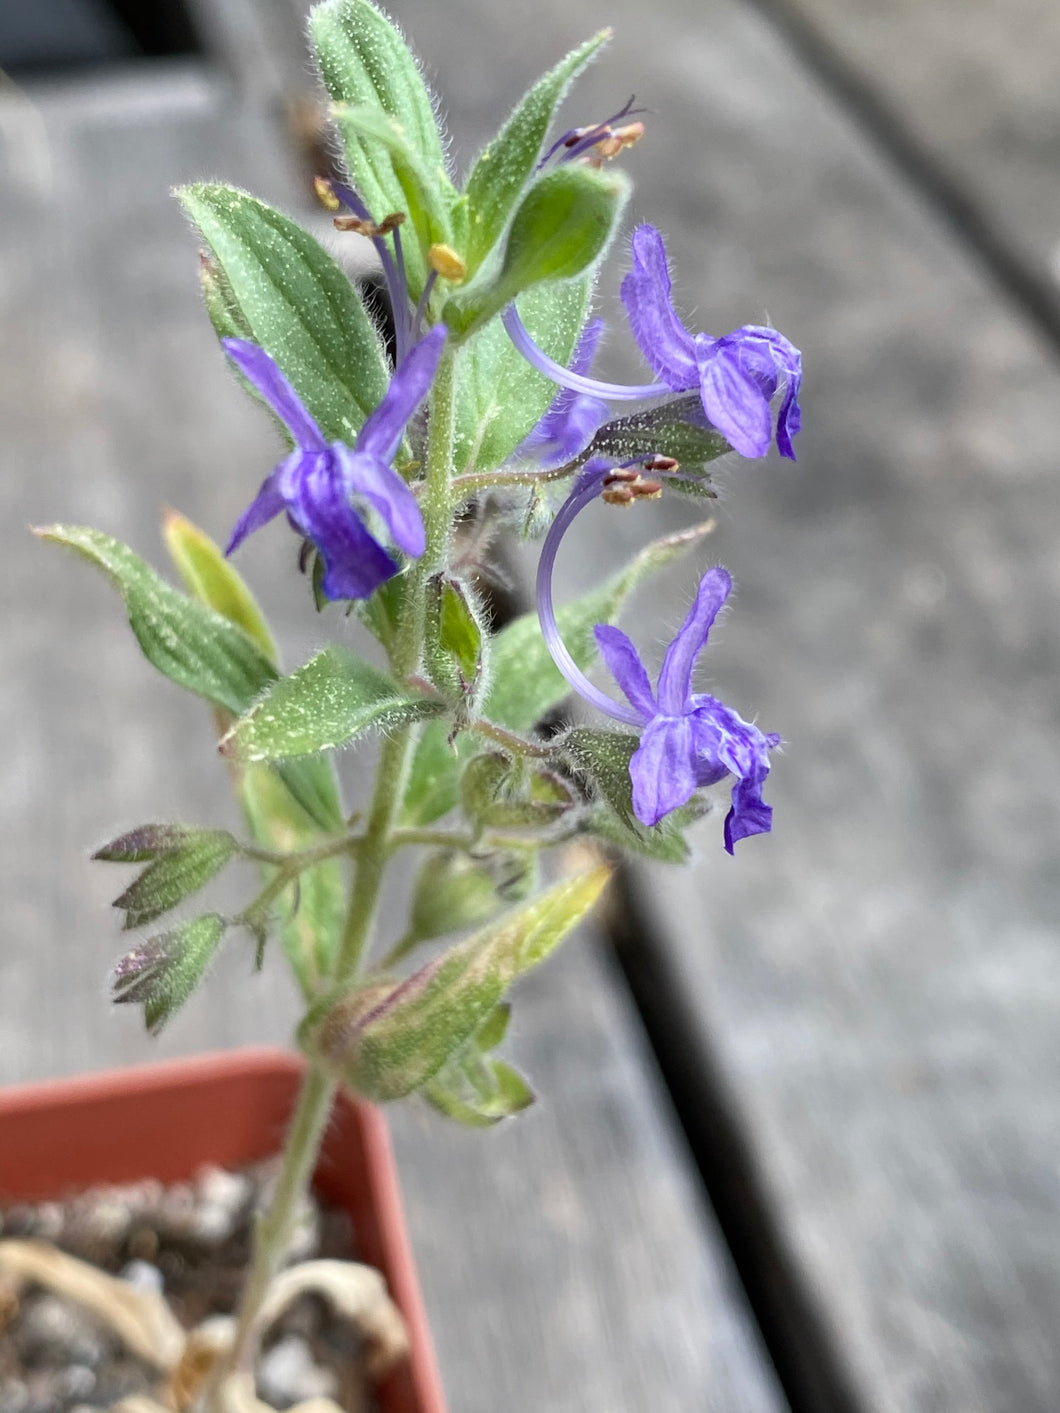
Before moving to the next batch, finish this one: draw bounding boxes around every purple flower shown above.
[595,569,780,851]
[536,461,779,851]
[224,325,446,601]
[502,228,802,462]
[621,224,801,459]
[513,319,610,467]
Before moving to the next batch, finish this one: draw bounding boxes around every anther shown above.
[602,468,640,486]
[643,455,679,472]
[428,243,467,282]
[333,210,407,237]
[313,175,341,212]
[602,484,635,506]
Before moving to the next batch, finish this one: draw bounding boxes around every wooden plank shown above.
[0,65,785,1413]
[487,0,1060,1409]
[741,0,1060,334]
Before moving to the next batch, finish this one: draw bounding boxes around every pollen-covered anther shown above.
[428,243,467,282]
[601,484,636,506]
[594,122,645,160]
[643,455,679,472]
[333,211,407,237]
[313,175,341,212]
[631,478,663,500]
[602,468,640,486]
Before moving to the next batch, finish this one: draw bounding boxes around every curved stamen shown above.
[331,180,411,364]
[503,306,669,402]
[535,462,644,728]
[539,95,645,169]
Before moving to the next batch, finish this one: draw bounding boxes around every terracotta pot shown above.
[0,1047,447,1413]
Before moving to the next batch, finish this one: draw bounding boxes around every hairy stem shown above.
[212,344,458,1402]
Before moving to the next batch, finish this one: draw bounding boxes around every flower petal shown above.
[225,461,292,555]
[656,567,733,716]
[620,225,699,389]
[629,715,699,827]
[516,320,611,465]
[694,334,773,458]
[356,324,447,464]
[223,339,326,452]
[289,453,398,601]
[723,766,773,854]
[336,448,426,558]
[594,624,656,719]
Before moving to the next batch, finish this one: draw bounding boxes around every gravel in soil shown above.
[0,1161,378,1413]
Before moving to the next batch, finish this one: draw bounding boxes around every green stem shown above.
[213,345,459,1404]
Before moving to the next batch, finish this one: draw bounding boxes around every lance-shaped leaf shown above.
[36,526,276,715]
[563,727,701,863]
[311,0,450,298]
[462,31,609,274]
[452,274,592,474]
[113,913,227,1034]
[423,575,488,709]
[319,864,610,1101]
[330,104,453,271]
[162,509,277,665]
[221,646,444,763]
[178,183,389,441]
[443,164,628,338]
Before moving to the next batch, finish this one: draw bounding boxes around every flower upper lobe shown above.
[620,224,802,460]
[223,325,445,600]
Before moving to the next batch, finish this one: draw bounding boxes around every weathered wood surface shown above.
[501,0,1060,1409]
[748,0,1060,333]
[0,63,785,1413]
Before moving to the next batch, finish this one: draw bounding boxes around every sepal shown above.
[460,752,574,832]
[96,826,238,930]
[424,1005,534,1126]
[423,575,489,711]
[588,396,728,481]
[112,913,227,1034]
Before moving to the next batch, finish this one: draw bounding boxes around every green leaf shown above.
[161,512,346,835]
[423,575,488,708]
[563,727,698,862]
[221,645,444,763]
[310,0,451,298]
[198,252,252,342]
[588,396,729,476]
[319,864,610,1100]
[110,830,239,930]
[452,275,591,474]
[330,104,453,275]
[178,183,389,442]
[239,764,347,995]
[113,914,227,1035]
[36,525,276,715]
[486,519,716,733]
[162,509,277,665]
[424,1052,534,1126]
[442,164,628,338]
[463,32,609,274]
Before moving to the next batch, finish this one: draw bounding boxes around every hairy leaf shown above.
[221,646,443,763]
[179,183,388,441]
[36,526,276,715]
[463,32,609,273]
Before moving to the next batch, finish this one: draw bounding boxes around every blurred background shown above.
[3,1,1060,1410]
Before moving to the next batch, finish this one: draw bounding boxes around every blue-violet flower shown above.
[537,461,779,851]
[503,225,802,461]
[513,318,610,468]
[224,324,446,601]
[621,224,802,459]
